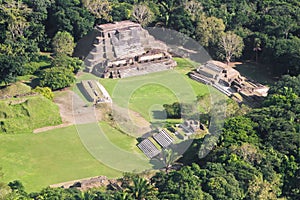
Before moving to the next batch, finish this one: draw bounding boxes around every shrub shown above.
[32,86,54,100]
[39,67,75,90]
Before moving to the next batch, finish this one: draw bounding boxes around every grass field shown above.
[0,58,213,192]
[129,84,178,121]
[100,58,210,122]
[0,125,122,192]
[99,121,140,153]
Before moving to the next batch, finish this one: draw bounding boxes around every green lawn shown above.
[99,58,210,123]
[99,121,140,153]
[129,84,178,121]
[0,125,121,192]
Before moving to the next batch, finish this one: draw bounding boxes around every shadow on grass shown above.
[152,110,167,120]
[234,62,276,85]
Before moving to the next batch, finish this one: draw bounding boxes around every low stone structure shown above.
[189,60,269,101]
[84,21,177,78]
[78,80,112,104]
[137,129,174,158]
[137,138,160,158]
[50,176,118,191]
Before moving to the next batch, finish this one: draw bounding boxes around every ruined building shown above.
[83,21,177,78]
[189,60,269,101]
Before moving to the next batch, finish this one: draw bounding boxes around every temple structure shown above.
[84,21,177,78]
[189,60,269,100]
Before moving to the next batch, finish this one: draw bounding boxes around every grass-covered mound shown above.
[0,82,31,97]
[0,96,62,134]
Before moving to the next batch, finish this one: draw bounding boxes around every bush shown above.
[163,102,181,119]
[52,55,83,74]
[39,67,75,90]
[32,86,54,100]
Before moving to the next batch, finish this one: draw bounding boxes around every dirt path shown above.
[33,123,73,133]
[33,88,106,133]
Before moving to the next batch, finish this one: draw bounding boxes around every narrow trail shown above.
[33,123,72,133]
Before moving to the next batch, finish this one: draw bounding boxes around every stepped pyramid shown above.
[83,21,176,78]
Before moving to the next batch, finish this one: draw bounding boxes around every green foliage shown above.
[152,165,213,199]
[111,2,133,21]
[272,37,300,75]
[269,75,300,96]
[52,54,83,73]
[39,67,75,90]
[0,55,25,84]
[163,102,181,119]
[159,148,182,173]
[0,34,39,84]
[196,14,225,47]
[0,96,61,134]
[32,86,54,100]
[47,0,95,41]
[221,116,259,147]
[218,31,244,63]
[126,177,156,200]
[52,31,75,56]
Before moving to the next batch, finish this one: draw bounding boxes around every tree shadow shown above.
[152,110,167,120]
[29,78,40,88]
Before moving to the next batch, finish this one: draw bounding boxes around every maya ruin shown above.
[83,21,177,78]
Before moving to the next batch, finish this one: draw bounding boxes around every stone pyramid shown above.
[83,21,176,78]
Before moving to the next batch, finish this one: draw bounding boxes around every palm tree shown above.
[126,177,155,200]
[161,148,182,173]
[114,190,133,200]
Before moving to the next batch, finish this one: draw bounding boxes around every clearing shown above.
[0,125,122,192]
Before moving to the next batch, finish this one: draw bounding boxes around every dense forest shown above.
[0,0,299,199]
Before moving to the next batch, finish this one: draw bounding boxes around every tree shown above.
[196,14,225,47]
[151,164,213,199]
[218,31,244,64]
[111,3,133,22]
[163,102,181,119]
[160,148,182,173]
[247,176,279,200]
[0,0,32,40]
[156,0,183,26]
[126,177,156,200]
[52,31,75,56]
[272,37,300,75]
[131,4,154,27]
[39,67,75,90]
[23,0,53,51]
[47,0,95,41]
[220,116,259,147]
[82,0,112,22]
[0,54,24,84]
[51,54,83,73]
[183,0,203,21]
